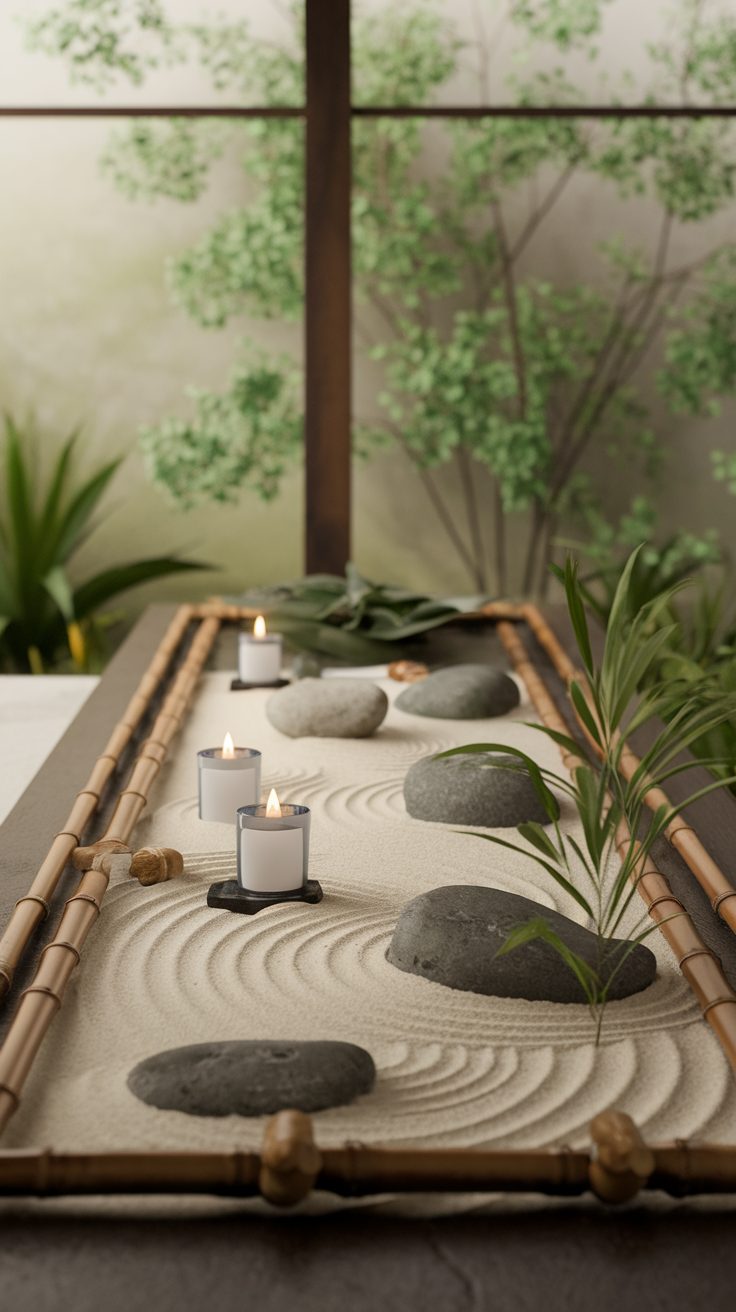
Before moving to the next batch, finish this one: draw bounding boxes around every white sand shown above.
[7,670,736,1209]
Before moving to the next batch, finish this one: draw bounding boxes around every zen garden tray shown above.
[1,601,736,1212]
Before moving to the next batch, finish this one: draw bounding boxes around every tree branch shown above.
[456,445,489,591]
[493,197,528,417]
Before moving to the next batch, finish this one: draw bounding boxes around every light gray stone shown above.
[266,677,388,738]
[396,664,520,720]
[128,1040,376,1118]
[387,885,657,1003]
[404,751,557,827]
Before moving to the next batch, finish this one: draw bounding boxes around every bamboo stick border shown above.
[522,602,736,937]
[0,1107,735,1204]
[0,613,220,1136]
[1,601,735,1202]
[495,616,736,1072]
[0,605,195,1002]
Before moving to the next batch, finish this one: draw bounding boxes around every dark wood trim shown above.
[0,106,304,117]
[1,105,734,119]
[304,0,351,574]
[352,104,736,118]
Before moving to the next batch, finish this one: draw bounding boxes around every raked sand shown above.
[6,669,736,1212]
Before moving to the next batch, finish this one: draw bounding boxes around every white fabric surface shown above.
[0,675,98,824]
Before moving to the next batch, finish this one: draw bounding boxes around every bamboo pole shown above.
[0,605,194,1003]
[0,1108,734,1202]
[191,600,523,624]
[0,615,221,1137]
[522,602,736,936]
[495,618,736,1073]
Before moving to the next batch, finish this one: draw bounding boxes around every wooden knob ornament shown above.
[90,846,184,886]
[259,1110,322,1207]
[588,1110,654,1203]
[388,660,429,683]
[130,847,184,886]
[72,839,130,871]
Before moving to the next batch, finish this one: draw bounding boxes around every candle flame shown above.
[254,614,267,639]
[266,787,282,818]
[222,731,235,760]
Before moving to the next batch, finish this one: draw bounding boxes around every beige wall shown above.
[0,1,734,614]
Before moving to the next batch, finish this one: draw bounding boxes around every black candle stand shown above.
[207,878,323,915]
[229,677,291,691]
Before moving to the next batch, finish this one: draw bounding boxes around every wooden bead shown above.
[259,1110,321,1207]
[388,660,429,683]
[588,1111,654,1204]
[129,847,184,887]
[72,839,130,871]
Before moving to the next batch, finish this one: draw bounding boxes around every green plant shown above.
[437,546,736,1040]
[0,416,209,672]
[25,2,736,593]
[238,563,486,664]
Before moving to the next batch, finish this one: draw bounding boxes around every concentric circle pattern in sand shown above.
[7,670,736,1172]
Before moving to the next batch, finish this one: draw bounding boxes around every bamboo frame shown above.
[495,616,736,1071]
[1,601,735,1202]
[0,1106,735,1204]
[0,613,220,1135]
[0,604,194,1002]
[522,602,736,936]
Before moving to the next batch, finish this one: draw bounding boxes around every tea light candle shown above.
[198,734,261,824]
[238,614,283,686]
[237,788,310,893]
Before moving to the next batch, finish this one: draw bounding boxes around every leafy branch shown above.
[437,546,736,1040]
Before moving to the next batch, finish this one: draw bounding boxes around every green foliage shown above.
[237,563,485,663]
[140,354,303,507]
[438,546,736,1040]
[0,416,209,672]
[26,1,736,594]
[510,0,613,48]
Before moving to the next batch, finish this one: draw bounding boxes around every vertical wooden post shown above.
[305,0,352,574]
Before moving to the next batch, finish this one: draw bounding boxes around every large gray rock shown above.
[128,1040,376,1118]
[387,885,657,1003]
[404,751,557,828]
[396,664,519,719]
[266,678,388,738]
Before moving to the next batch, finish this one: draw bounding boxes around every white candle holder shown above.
[232,630,288,690]
[197,748,261,824]
[206,802,322,916]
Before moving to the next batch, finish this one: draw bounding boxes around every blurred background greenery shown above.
[0,1,734,677]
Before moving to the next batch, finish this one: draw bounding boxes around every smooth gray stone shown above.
[266,677,388,737]
[404,751,557,827]
[128,1040,376,1118]
[387,885,657,1003]
[396,663,520,719]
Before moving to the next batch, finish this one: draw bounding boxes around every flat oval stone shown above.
[266,678,388,738]
[128,1040,376,1118]
[387,885,656,1003]
[396,664,520,719]
[404,751,557,827]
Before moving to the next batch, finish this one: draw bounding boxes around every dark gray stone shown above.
[387,885,657,1003]
[266,678,388,737]
[128,1040,376,1117]
[404,751,557,828]
[396,663,520,719]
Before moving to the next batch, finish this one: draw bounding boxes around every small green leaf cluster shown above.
[140,354,303,507]
[235,563,484,663]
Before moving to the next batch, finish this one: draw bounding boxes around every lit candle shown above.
[198,733,261,824]
[237,788,310,893]
[238,614,283,686]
